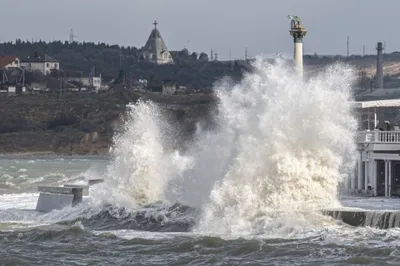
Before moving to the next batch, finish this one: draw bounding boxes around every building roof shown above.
[351,99,400,108]
[22,53,58,63]
[144,28,168,54]
[0,56,18,68]
[139,21,173,64]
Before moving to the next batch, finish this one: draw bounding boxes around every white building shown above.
[0,56,20,69]
[66,76,102,90]
[350,99,400,197]
[138,21,174,65]
[20,53,59,75]
[90,77,102,90]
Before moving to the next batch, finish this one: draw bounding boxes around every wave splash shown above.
[192,58,357,234]
[91,57,357,235]
[93,101,193,209]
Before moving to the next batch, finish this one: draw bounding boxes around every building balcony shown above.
[357,130,400,154]
[358,130,400,144]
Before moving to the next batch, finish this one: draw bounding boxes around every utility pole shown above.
[363,45,365,56]
[376,42,384,89]
[347,36,350,57]
[119,48,122,67]
[245,47,248,61]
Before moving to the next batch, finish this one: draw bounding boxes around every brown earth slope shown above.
[0,90,216,155]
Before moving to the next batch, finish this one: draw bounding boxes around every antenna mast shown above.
[119,48,122,67]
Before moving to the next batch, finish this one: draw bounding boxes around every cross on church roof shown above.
[153,20,158,29]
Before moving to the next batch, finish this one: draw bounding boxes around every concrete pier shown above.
[36,186,84,212]
[35,179,104,212]
[323,209,400,229]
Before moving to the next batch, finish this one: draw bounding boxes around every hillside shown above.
[4,40,400,90]
[0,90,216,155]
[0,40,250,89]
[3,40,400,155]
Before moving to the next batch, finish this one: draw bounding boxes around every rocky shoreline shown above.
[0,151,57,157]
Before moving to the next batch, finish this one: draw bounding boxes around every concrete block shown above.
[36,192,74,212]
[35,186,84,212]
[38,186,78,194]
[88,179,104,186]
[63,184,89,196]
[35,181,102,213]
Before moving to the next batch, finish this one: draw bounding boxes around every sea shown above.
[1,58,400,266]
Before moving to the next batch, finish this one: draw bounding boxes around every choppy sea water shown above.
[0,157,400,266]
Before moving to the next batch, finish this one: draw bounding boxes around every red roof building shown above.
[0,56,19,69]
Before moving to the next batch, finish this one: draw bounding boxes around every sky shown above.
[0,0,398,60]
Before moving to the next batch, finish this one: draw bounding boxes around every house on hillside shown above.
[0,56,20,69]
[20,52,59,75]
[0,56,25,95]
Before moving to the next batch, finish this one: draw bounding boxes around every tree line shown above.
[0,39,252,89]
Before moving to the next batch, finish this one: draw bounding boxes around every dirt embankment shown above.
[0,90,216,155]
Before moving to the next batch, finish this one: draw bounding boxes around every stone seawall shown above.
[323,209,400,229]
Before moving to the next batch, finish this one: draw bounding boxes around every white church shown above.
[138,21,174,65]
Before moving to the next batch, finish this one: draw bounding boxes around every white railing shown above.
[358,130,400,143]
[376,131,400,143]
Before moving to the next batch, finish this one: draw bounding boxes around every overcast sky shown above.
[0,0,397,60]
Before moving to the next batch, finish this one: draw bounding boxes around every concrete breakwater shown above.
[35,179,104,212]
[323,209,400,229]
[34,179,400,230]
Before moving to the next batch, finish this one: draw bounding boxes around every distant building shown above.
[162,80,176,95]
[138,21,174,65]
[66,77,102,90]
[0,59,25,94]
[90,77,102,90]
[0,56,20,69]
[31,82,47,92]
[20,52,59,75]
[66,66,102,91]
